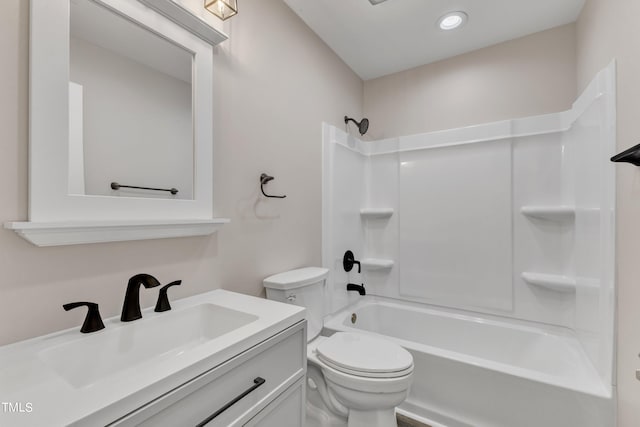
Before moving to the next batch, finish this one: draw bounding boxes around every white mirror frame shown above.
[5,0,229,246]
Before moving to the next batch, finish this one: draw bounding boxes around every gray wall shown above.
[363,24,577,139]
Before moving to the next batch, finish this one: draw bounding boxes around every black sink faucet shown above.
[121,274,161,322]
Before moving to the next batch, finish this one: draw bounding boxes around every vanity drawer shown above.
[243,378,305,427]
[111,322,306,427]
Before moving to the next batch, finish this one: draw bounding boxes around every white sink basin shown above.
[39,303,258,388]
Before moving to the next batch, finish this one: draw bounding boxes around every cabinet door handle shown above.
[195,377,266,426]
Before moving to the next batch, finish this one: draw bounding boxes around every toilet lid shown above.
[316,333,413,378]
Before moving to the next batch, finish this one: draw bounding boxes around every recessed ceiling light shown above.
[437,11,468,31]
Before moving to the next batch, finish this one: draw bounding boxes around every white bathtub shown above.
[323,297,614,427]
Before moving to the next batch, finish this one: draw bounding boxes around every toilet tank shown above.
[263,267,329,342]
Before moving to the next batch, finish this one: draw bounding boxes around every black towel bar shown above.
[111,182,178,195]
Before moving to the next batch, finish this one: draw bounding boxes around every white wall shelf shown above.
[361,258,394,270]
[4,218,230,246]
[521,272,576,294]
[520,205,575,221]
[360,208,394,219]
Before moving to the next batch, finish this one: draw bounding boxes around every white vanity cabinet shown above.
[0,290,306,427]
[110,322,306,427]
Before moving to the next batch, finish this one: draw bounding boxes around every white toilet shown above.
[264,267,414,427]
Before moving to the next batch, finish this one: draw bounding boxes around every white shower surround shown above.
[322,62,615,426]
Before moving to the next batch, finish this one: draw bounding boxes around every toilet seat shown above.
[315,332,413,379]
[308,335,414,396]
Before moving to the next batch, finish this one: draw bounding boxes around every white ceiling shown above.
[283,0,585,80]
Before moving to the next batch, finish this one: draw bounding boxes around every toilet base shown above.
[347,408,397,427]
[305,400,398,427]
[306,384,348,427]
[306,400,347,427]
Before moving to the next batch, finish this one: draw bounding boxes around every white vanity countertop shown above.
[0,290,305,426]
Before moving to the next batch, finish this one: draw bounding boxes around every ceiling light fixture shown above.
[368,0,389,4]
[205,0,238,21]
[437,11,468,31]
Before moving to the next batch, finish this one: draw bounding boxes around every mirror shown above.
[69,0,194,199]
[26,0,214,223]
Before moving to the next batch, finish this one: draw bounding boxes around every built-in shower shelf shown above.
[521,272,576,293]
[360,208,394,219]
[361,258,394,270]
[520,205,575,221]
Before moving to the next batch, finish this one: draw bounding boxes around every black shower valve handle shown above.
[343,250,361,273]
